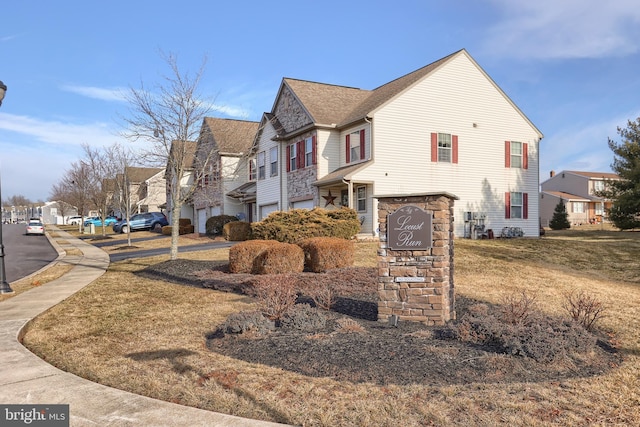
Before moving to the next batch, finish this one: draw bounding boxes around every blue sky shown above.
[1,0,640,202]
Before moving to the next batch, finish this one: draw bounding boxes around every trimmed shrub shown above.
[254,242,304,275]
[299,237,355,272]
[161,225,195,235]
[251,207,361,243]
[223,221,251,241]
[179,218,192,227]
[228,240,273,273]
[206,215,238,236]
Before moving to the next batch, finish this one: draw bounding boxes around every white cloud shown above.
[0,112,122,147]
[483,0,640,59]
[61,85,128,102]
[539,111,640,176]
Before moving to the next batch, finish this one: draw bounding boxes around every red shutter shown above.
[249,159,254,178]
[312,135,317,165]
[505,141,511,168]
[286,145,290,172]
[452,135,459,164]
[505,192,511,219]
[360,130,365,160]
[431,133,438,162]
[523,143,528,169]
[346,134,351,163]
[523,193,529,219]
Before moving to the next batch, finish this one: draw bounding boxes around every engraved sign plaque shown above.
[387,205,433,250]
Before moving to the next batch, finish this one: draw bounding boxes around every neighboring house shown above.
[540,170,620,226]
[164,140,197,225]
[136,168,166,213]
[192,117,259,234]
[242,49,543,238]
[41,201,77,225]
[112,167,166,218]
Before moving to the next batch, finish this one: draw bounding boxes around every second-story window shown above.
[510,141,523,168]
[505,141,528,169]
[289,143,297,171]
[438,133,452,162]
[305,137,314,167]
[257,151,265,180]
[249,158,256,181]
[270,146,278,177]
[346,130,365,163]
[593,180,604,193]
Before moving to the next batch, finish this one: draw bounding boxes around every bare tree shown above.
[60,161,95,233]
[121,52,217,260]
[82,143,134,237]
[104,144,137,246]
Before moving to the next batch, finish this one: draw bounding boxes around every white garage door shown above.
[260,203,278,220]
[292,200,314,210]
[197,209,207,234]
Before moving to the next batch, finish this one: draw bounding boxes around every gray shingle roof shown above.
[283,50,462,129]
[203,117,259,154]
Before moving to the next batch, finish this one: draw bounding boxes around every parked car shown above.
[84,216,117,227]
[25,221,45,236]
[68,216,83,225]
[112,212,168,234]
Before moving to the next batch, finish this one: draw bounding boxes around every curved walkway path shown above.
[0,225,288,427]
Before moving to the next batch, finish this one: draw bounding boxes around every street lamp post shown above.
[0,80,14,294]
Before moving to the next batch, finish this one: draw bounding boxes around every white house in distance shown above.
[540,170,620,226]
[241,49,543,238]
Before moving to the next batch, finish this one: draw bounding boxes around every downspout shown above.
[363,115,377,236]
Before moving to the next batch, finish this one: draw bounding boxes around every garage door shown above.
[292,200,314,210]
[260,203,278,220]
[197,209,207,234]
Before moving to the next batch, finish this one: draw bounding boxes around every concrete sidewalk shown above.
[0,226,288,427]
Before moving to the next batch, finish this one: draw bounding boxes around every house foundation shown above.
[375,193,457,325]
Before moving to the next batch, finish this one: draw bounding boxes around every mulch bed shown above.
[140,260,622,386]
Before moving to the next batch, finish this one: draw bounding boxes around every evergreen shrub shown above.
[251,207,361,243]
[206,215,238,236]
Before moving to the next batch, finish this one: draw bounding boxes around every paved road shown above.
[1,223,58,283]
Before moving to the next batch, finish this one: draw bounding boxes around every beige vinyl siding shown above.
[354,52,541,237]
[541,172,587,198]
[220,156,245,218]
[256,121,283,216]
[316,129,341,177]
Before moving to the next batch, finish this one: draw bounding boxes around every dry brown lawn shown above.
[18,227,640,426]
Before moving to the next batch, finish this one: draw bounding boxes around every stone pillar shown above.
[375,193,457,325]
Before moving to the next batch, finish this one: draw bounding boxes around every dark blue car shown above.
[112,212,168,233]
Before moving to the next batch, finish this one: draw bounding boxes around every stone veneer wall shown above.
[377,194,456,325]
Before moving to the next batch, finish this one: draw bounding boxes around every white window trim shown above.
[356,186,366,212]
